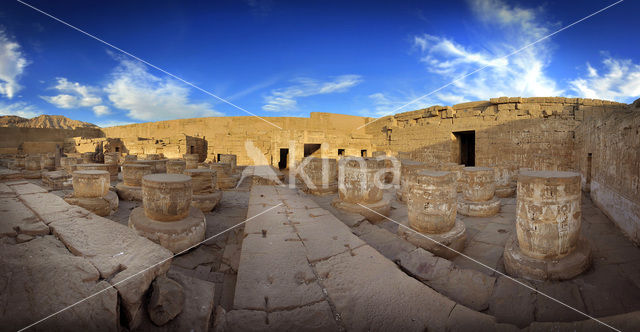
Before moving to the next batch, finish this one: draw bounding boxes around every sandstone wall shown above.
[0,127,103,154]
[575,103,640,244]
[364,97,626,171]
[101,113,374,167]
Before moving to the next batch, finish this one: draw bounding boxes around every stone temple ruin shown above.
[0,96,639,331]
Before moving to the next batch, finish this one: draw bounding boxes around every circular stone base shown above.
[503,235,592,281]
[495,186,516,198]
[302,183,338,196]
[191,191,223,212]
[331,197,391,223]
[457,196,501,217]
[398,219,466,259]
[128,206,206,254]
[115,182,142,201]
[23,170,42,179]
[64,191,119,217]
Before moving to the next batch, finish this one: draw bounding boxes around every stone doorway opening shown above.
[279,148,289,169]
[361,149,367,157]
[453,130,475,166]
[304,144,321,157]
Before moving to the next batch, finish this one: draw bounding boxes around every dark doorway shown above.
[304,144,321,157]
[190,145,195,154]
[338,149,345,156]
[361,149,367,157]
[279,148,289,169]
[217,154,221,162]
[453,131,475,166]
[115,147,120,152]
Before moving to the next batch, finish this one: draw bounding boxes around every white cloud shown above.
[263,75,362,112]
[105,59,222,121]
[0,28,29,99]
[359,92,434,117]
[41,77,109,116]
[0,101,42,118]
[569,57,640,103]
[412,0,562,103]
[92,105,111,116]
[93,119,136,128]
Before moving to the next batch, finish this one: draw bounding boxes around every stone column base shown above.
[397,219,466,259]
[457,196,501,217]
[396,190,406,203]
[192,191,223,212]
[503,235,592,281]
[22,170,42,179]
[128,206,206,254]
[42,171,72,190]
[64,191,119,217]
[115,183,142,201]
[331,197,391,223]
[495,186,516,198]
[218,176,238,190]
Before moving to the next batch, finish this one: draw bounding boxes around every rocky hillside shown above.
[0,114,98,129]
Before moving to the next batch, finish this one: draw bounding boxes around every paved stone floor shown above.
[4,171,640,331]
[309,187,640,328]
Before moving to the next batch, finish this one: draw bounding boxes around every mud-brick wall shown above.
[576,104,640,244]
[365,97,626,172]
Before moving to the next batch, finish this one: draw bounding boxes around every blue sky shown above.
[0,0,638,127]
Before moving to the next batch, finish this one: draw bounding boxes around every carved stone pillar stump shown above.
[184,154,200,170]
[64,170,119,216]
[116,164,152,201]
[41,154,56,171]
[81,152,94,164]
[457,167,501,217]
[76,163,117,180]
[9,156,25,170]
[396,159,425,202]
[299,158,338,195]
[166,160,186,174]
[398,170,466,259]
[184,169,222,212]
[218,154,237,173]
[491,162,518,198]
[438,162,465,193]
[332,157,390,223]
[504,170,591,280]
[124,155,138,164]
[23,155,42,179]
[210,163,237,189]
[60,157,78,174]
[128,174,206,254]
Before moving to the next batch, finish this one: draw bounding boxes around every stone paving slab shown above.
[9,182,49,195]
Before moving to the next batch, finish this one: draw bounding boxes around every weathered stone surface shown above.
[42,170,72,190]
[142,173,192,222]
[0,236,119,331]
[337,157,386,204]
[191,191,222,212]
[116,182,143,201]
[315,245,456,331]
[48,211,173,326]
[166,159,186,174]
[489,276,536,328]
[332,196,391,223]
[397,219,466,259]
[461,166,496,201]
[72,170,110,198]
[16,233,34,243]
[148,276,185,326]
[298,157,338,195]
[221,301,340,332]
[406,170,457,233]
[64,190,119,217]
[129,206,206,254]
[457,196,501,217]
[397,159,425,202]
[233,233,325,311]
[122,163,152,187]
[0,196,46,238]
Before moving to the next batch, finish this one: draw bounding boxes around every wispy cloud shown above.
[570,56,640,103]
[0,27,29,99]
[0,101,42,118]
[263,75,362,112]
[359,92,435,117]
[93,119,136,128]
[105,59,222,121]
[412,0,562,103]
[41,77,109,115]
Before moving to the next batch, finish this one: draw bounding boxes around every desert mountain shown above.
[0,114,98,129]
